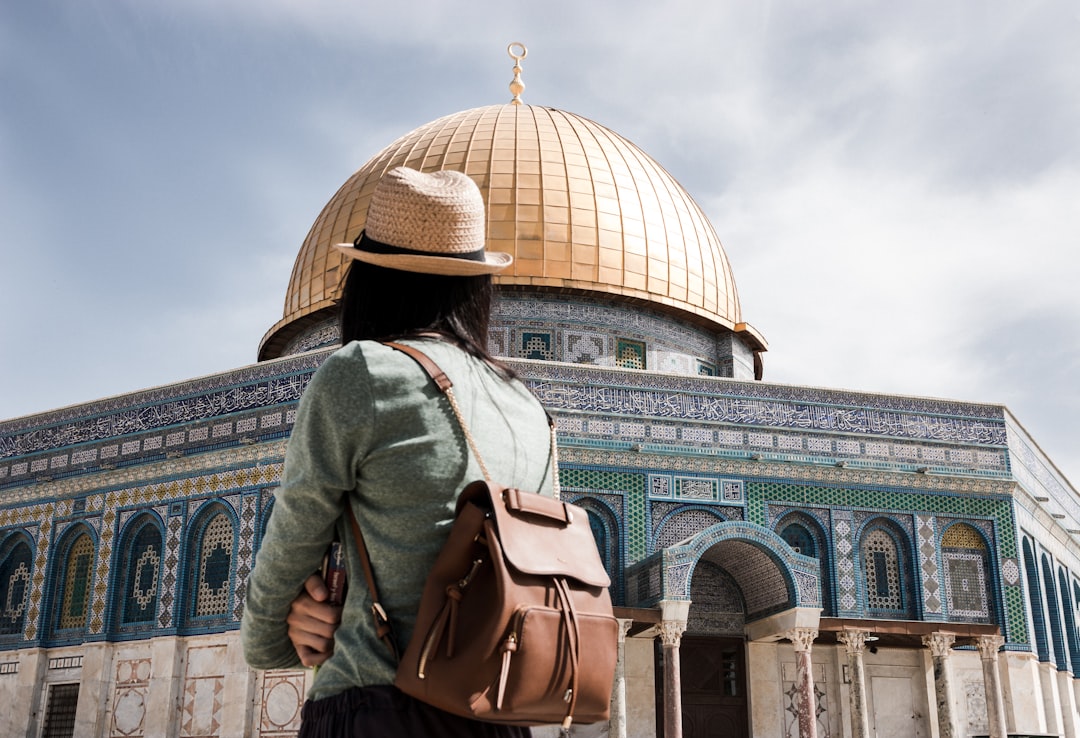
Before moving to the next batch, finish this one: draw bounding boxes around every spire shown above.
[508,42,527,105]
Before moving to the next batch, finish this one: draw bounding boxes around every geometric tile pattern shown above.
[159,516,182,630]
[862,529,904,611]
[615,338,646,370]
[234,494,258,622]
[686,560,746,636]
[0,332,1041,664]
[744,479,1024,637]
[659,521,821,613]
[558,467,645,560]
[494,292,722,371]
[0,446,286,647]
[917,514,943,616]
[832,512,858,615]
[520,331,554,361]
[654,508,732,550]
[943,551,990,619]
[194,515,233,618]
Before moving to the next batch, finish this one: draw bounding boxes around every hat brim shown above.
[334,243,513,276]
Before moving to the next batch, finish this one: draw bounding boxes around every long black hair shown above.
[338,260,514,378]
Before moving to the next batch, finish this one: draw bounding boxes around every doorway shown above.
[660,635,748,738]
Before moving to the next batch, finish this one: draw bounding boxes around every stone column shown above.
[659,618,688,738]
[837,629,872,738]
[975,635,1008,738]
[608,619,634,738]
[922,632,957,738]
[786,627,820,738]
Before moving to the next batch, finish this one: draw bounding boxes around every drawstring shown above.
[554,577,582,730]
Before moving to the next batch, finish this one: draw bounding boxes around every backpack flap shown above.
[477,482,611,588]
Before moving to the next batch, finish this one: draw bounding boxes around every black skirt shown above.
[298,685,533,738]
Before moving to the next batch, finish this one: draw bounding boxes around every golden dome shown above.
[259,104,766,360]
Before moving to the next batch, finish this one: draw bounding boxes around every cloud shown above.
[1,0,1078,485]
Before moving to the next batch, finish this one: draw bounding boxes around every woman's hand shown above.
[287,574,342,667]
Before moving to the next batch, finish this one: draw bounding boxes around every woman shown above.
[241,167,555,737]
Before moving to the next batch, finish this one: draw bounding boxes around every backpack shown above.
[344,341,618,730]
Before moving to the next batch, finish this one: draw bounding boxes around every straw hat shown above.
[333,167,512,276]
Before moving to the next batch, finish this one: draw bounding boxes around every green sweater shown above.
[241,339,555,701]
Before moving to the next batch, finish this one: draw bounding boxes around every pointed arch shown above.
[858,518,916,619]
[1042,554,1067,670]
[774,510,834,617]
[940,521,995,624]
[110,512,165,634]
[573,496,622,604]
[0,531,34,640]
[1023,538,1050,662]
[48,523,98,640]
[687,559,746,636]
[664,521,821,615]
[182,502,237,629]
[1057,567,1080,674]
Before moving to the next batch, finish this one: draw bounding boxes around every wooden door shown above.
[678,636,749,738]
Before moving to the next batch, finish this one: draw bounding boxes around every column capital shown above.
[617,618,634,642]
[785,627,819,653]
[837,629,873,655]
[658,619,688,647]
[921,631,956,658]
[975,634,1005,659]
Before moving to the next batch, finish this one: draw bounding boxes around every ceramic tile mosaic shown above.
[0,351,321,487]
[943,552,990,618]
[655,508,735,550]
[521,331,555,361]
[657,521,822,611]
[916,514,943,617]
[686,560,745,636]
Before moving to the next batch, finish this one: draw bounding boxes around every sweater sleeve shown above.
[241,349,374,670]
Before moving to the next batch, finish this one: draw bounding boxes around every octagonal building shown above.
[1,84,1077,738]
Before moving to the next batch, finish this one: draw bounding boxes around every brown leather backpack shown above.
[345,342,618,730]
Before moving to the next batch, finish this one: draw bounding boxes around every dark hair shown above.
[339,261,514,378]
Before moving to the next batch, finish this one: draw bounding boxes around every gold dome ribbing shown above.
[260,104,764,360]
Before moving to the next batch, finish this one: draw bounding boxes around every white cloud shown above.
[2,0,1078,484]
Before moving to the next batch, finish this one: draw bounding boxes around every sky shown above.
[2,1,1078,486]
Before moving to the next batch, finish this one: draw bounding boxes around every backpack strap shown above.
[343,341,559,662]
[384,340,560,494]
[345,505,399,662]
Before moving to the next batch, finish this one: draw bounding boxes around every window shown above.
[192,512,234,620]
[0,537,33,637]
[1042,554,1068,670]
[57,533,94,631]
[1058,568,1080,674]
[941,523,992,622]
[615,338,646,370]
[860,523,912,616]
[780,523,816,557]
[41,683,79,738]
[1023,538,1050,662]
[115,517,163,628]
[774,512,834,616]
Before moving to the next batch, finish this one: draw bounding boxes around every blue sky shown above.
[2,1,1079,486]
